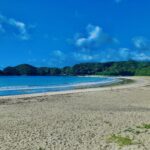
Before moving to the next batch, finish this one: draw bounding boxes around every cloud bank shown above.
[76,24,118,49]
[72,25,150,63]
[132,36,150,51]
[0,14,30,40]
[50,25,150,66]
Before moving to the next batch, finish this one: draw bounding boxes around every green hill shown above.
[1,61,150,76]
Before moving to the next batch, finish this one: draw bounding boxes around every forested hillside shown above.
[0,61,150,76]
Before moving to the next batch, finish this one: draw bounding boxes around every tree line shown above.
[0,61,150,76]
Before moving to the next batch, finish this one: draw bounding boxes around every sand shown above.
[0,77,150,150]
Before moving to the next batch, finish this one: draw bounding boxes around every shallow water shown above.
[0,76,117,96]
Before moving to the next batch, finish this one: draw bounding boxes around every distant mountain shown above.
[1,61,150,76]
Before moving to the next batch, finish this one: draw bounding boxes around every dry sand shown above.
[0,77,150,150]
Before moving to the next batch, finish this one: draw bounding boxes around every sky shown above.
[0,0,150,68]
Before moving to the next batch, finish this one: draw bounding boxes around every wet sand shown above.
[0,77,150,150]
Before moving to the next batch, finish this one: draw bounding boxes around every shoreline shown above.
[0,76,148,100]
[0,76,119,98]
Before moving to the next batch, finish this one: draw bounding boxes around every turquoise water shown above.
[0,76,117,96]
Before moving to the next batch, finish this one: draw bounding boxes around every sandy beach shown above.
[0,77,150,150]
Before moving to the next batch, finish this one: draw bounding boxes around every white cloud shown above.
[76,38,86,46]
[9,19,29,40]
[73,52,102,62]
[131,36,150,61]
[53,50,65,57]
[132,36,150,50]
[132,53,150,61]
[88,25,101,40]
[119,48,130,59]
[0,14,30,40]
[75,24,118,48]
[74,26,150,62]
[52,50,66,64]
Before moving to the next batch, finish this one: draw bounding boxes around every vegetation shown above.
[39,147,45,150]
[0,70,3,75]
[107,123,150,148]
[3,67,20,75]
[143,124,150,129]
[124,127,142,135]
[14,64,37,75]
[137,124,150,129]
[108,134,133,146]
[0,61,150,76]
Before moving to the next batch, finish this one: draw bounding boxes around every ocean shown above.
[0,76,118,96]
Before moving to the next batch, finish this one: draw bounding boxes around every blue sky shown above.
[0,0,150,68]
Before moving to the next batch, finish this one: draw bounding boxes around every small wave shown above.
[0,78,119,92]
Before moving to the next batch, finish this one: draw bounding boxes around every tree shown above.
[1,61,150,76]
[15,64,37,75]
[135,66,150,76]
[49,68,61,75]
[62,66,73,75]
[37,67,51,76]
[3,67,20,75]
